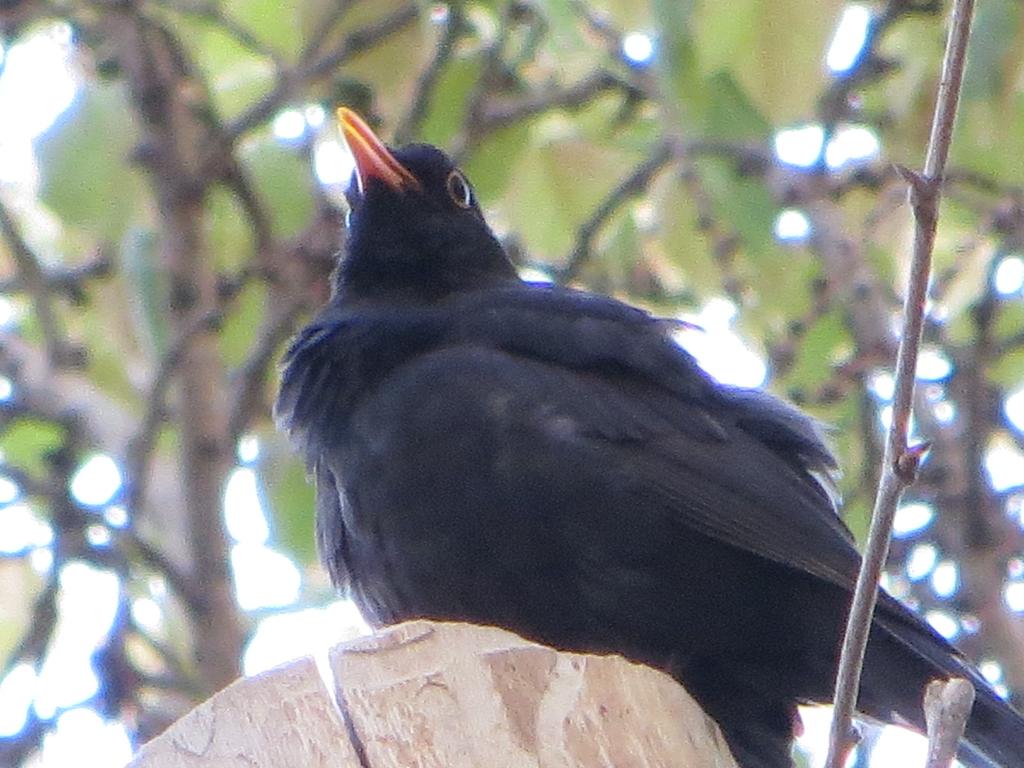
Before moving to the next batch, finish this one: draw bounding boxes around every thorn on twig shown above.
[831,721,862,768]
[895,163,941,225]
[895,441,931,480]
[924,678,975,768]
[893,162,921,186]
[848,721,863,748]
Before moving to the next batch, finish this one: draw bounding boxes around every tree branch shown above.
[123,308,223,524]
[157,0,284,65]
[393,4,466,145]
[826,1,977,764]
[477,69,637,133]
[102,4,245,691]
[0,198,74,366]
[221,4,418,146]
[559,140,674,282]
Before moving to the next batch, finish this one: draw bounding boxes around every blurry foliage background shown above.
[0,0,1023,765]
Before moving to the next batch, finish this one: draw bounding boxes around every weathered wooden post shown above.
[129,621,738,768]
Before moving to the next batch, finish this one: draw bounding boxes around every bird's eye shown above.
[446,170,473,209]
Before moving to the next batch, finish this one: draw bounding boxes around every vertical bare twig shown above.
[825,1,977,765]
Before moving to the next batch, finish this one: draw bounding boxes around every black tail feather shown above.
[959,685,1024,768]
[864,601,1024,767]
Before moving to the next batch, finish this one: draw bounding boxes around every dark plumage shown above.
[276,109,1024,767]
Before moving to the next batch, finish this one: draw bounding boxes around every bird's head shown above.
[335,108,518,303]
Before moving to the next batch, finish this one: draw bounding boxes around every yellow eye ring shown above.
[446,170,473,209]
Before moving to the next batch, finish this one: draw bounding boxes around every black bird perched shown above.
[276,108,1024,767]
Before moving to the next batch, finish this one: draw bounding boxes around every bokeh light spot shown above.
[70,454,123,508]
[826,5,872,74]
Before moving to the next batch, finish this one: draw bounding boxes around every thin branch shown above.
[817,0,942,131]
[299,0,355,62]
[227,296,304,443]
[826,2,976,765]
[156,0,283,65]
[221,4,418,145]
[559,140,674,282]
[570,0,656,97]
[125,617,202,696]
[0,249,111,300]
[0,198,72,365]
[448,1,517,163]
[0,331,138,451]
[557,136,772,288]
[123,308,222,523]
[393,4,466,145]
[220,161,274,257]
[571,0,624,53]
[124,532,204,612]
[476,69,639,134]
[0,578,58,680]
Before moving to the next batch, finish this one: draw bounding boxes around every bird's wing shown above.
[279,284,860,591]
[542,359,861,590]
[450,285,838,481]
[433,285,860,588]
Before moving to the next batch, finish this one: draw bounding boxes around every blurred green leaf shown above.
[506,136,638,259]
[988,346,1024,391]
[841,492,872,546]
[651,0,708,130]
[950,0,1024,181]
[591,211,642,288]
[81,295,147,406]
[220,282,267,368]
[1,419,65,477]
[320,1,430,120]
[692,156,817,337]
[952,97,1024,184]
[36,84,145,240]
[990,301,1024,389]
[207,189,254,273]
[242,137,314,237]
[779,308,849,393]
[877,16,945,162]
[542,0,590,53]
[694,156,776,254]
[225,0,301,56]
[705,71,772,140]
[694,0,843,125]
[653,174,720,295]
[263,448,317,565]
[463,121,532,202]
[419,56,483,146]
[590,0,653,30]
[167,10,277,121]
[962,0,1021,101]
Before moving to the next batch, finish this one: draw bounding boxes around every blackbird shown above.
[276,108,1024,767]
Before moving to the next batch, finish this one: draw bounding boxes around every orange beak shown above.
[338,108,420,194]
